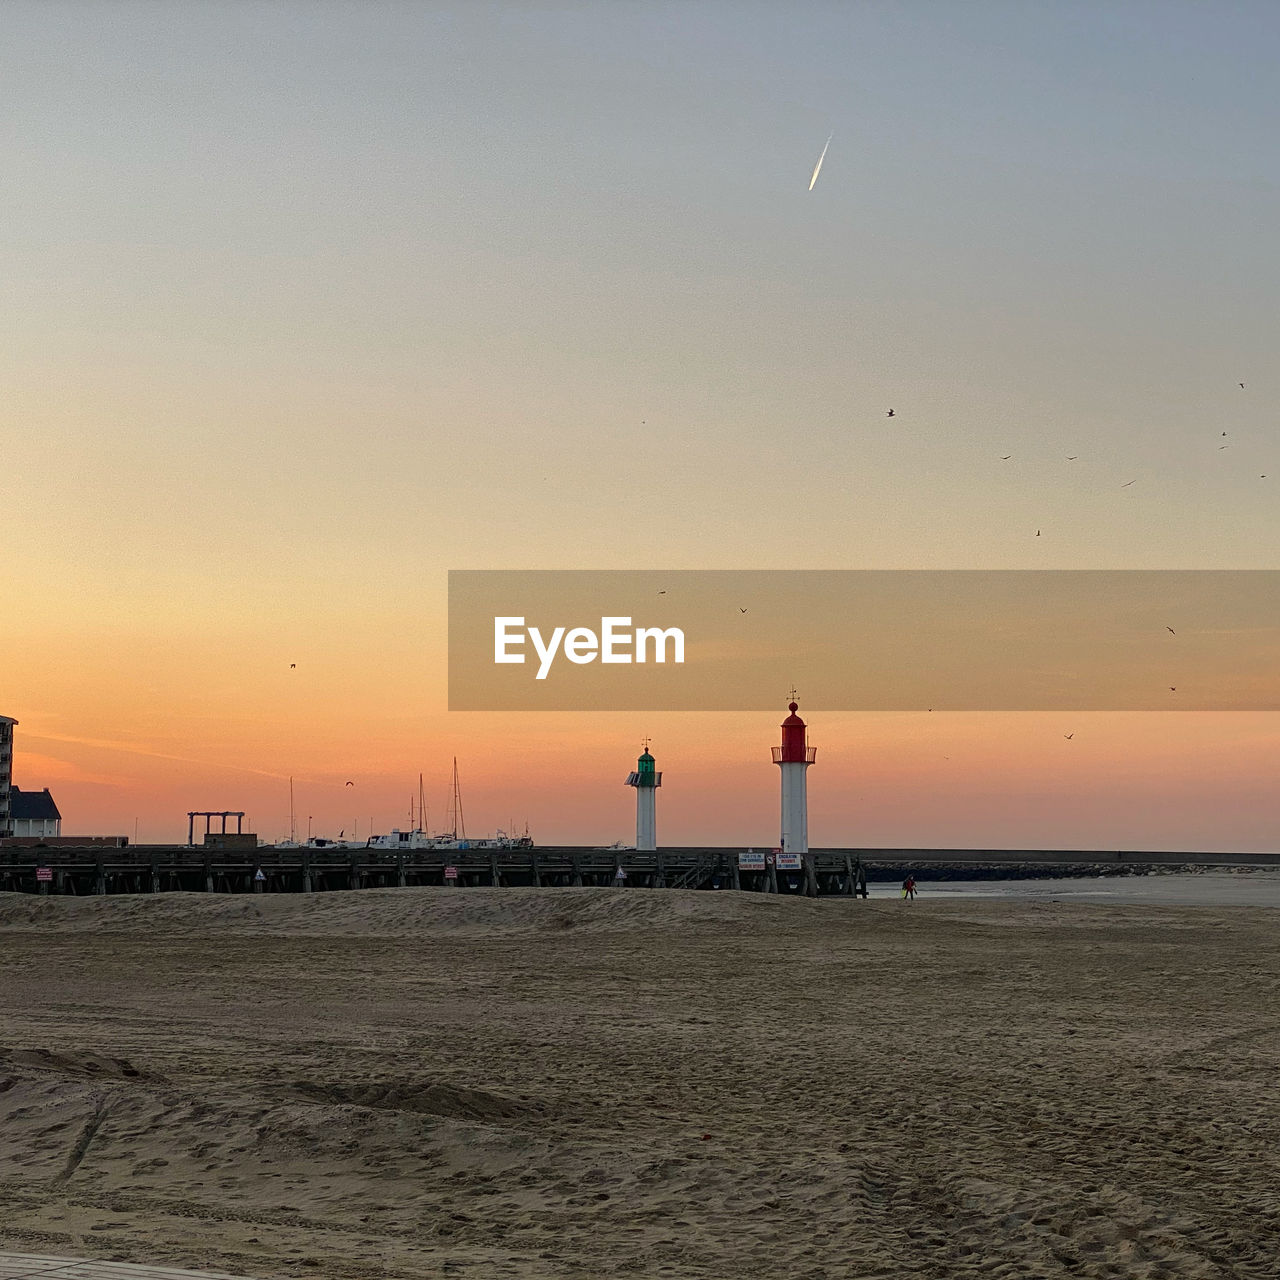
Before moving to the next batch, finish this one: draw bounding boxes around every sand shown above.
[1,886,1278,1279]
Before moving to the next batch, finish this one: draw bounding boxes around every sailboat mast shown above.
[452,757,466,841]
[289,776,296,844]
[419,772,427,834]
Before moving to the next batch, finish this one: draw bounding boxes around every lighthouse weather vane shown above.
[787,686,798,702]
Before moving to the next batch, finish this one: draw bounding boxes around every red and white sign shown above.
[444,866,459,880]
[35,867,53,883]
[775,852,803,871]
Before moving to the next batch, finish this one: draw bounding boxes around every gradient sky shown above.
[4,2,1280,848]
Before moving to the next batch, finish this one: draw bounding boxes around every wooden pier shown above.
[2,844,1278,896]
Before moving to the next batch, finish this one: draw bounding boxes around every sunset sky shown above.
[5,1,1280,849]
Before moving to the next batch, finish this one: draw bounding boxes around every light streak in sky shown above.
[808,133,832,191]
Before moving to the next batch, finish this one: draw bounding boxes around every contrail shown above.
[25,730,300,783]
[808,133,832,191]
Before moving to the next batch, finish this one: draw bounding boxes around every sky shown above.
[3,1,1280,849]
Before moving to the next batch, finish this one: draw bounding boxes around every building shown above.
[9,787,62,839]
[0,716,15,838]
[1,717,67,839]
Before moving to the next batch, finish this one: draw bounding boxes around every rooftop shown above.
[10,787,61,821]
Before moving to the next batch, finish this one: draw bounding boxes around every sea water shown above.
[870,870,1280,907]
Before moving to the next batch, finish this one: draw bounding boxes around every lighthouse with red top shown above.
[772,693,816,856]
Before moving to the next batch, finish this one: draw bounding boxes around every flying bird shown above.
[739,608,748,613]
[808,133,832,191]
[1036,530,1041,536]
[1166,627,1175,634]
[1066,456,1078,461]
[658,590,666,595]
[290,663,296,668]
[887,409,895,417]
[1170,687,1177,692]
[1240,383,1245,389]
[1121,480,1137,488]
[1000,455,1012,460]
[1064,733,1074,740]
[345,781,354,786]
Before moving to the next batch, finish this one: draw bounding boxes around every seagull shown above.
[808,133,832,191]
[658,590,666,595]
[290,663,296,669]
[1166,627,1175,634]
[1240,383,1246,389]
[345,781,354,786]
[1066,455,1078,460]
[739,608,748,613]
[1121,480,1137,488]
[1000,455,1012,460]
[1036,530,1041,537]
[1170,687,1177,692]
[1064,733,1074,740]
[1219,445,1229,450]
[887,409,895,417]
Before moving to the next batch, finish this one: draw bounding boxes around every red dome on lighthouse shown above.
[775,699,814,764]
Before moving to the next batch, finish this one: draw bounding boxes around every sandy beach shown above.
[1,887,1277,1279]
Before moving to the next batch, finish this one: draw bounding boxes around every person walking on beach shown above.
[901,874,916,901]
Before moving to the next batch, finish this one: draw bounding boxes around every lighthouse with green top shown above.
[624,739,661,851]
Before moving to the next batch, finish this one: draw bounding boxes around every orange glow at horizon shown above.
[7,665,1280,852]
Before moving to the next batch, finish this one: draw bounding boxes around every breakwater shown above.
[1,843,1277,896]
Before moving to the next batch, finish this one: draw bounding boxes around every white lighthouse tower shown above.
[624,739,661,852]
[772,694,816,856]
